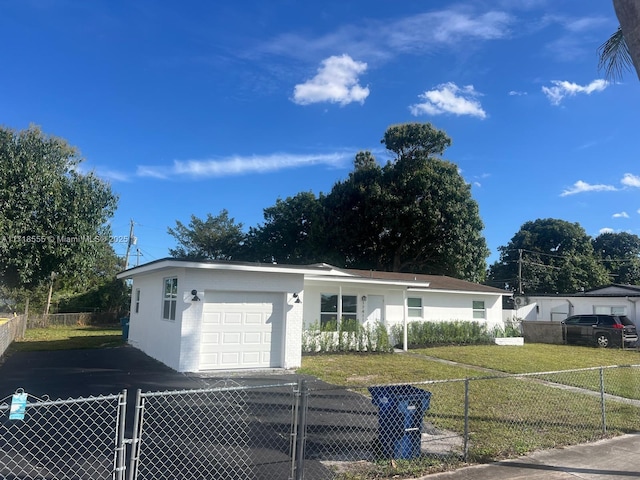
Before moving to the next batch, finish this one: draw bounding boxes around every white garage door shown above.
[199,292,284,370]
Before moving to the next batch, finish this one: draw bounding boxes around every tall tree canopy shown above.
[487,219,610,294]
[592,231,640,285]
[167,210,245,260]
[244,192,329,264]
[168,123,489,282]
[0,126,118,291]
[324,125,488,280]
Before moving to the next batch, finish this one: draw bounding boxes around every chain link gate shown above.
[127,380,307,480]
[0,389,128,480]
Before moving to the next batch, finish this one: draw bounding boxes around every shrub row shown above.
[302,321,393,354]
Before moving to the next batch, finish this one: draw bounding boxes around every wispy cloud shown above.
[137,151,353,179]
[613,212,630,218]
[542,79,608,105]
[259,8,513,62]
[599,227,615,234]
[292,55,369,106]
[560,180,617,196]
[410,83,487,119]
[508,90,527,96]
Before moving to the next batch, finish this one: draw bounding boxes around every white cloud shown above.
[599,227,615,235]
[621,173,640,188]
[137,151,352,179]
[508,90,527,96]
[560,180,617,197]
[542,79,608,105]
[613,212,630,218]
[410,83,487,119]
[292,55,369,106]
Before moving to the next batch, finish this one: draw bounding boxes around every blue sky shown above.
[2,0,640,269]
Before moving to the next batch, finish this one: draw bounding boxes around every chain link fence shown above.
[0,390,127,480]
[2,366,640,479]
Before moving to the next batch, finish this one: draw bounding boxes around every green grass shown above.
[9,325,124,352]
[416,343,640,374]
[300,345,640,478]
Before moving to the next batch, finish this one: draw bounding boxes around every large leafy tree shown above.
[244,192,329,264]
[487,219,610,294]
[325,123,489,281]
[0,126,118,291]
[167,123,489,281]
[168,210,245,260]
[592,231,640,285]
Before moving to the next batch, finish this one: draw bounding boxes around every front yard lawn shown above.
[300,344,640,473]
[418,343,640,374]
[9,325,124,352]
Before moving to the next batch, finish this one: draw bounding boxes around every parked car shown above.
[561,314,638,348]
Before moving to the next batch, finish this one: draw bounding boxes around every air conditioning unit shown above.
[514,296,529,307]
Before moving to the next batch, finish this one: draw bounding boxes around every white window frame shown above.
[472,300,485,319]
[162,277,178,321]
[407,297,423,318]
[594,305,627,316]
[320,293,358,330]
[134,288,140,314]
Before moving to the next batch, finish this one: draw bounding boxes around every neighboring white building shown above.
[514,284,640,325]
[117,259,509,373]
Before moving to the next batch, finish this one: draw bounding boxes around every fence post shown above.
[463,378,470,462]
[128,389,144,480]
[114,390,128,480]
[292,378,309,480]
[600,367,607,435]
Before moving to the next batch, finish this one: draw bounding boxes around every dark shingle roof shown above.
[344,268,508,294]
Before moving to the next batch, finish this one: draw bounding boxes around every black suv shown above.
[562,314,638,348]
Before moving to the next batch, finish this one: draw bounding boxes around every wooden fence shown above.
[0,315,27,358]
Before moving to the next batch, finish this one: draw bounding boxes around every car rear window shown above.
[619,316,635,326]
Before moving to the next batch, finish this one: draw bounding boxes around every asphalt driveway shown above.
[0,346,378,480]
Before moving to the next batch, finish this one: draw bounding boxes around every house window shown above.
[134,289,140,314]
[594,306,627,316]
[472,300,485,319]
[407,297,423,318]
[320,294,358,330]
[163,277,178,321]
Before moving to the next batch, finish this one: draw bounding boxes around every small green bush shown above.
[391,320,494,348]
[302,320,393,354]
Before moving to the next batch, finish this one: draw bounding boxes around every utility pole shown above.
[518,249,523,295]
[124,219,137,270]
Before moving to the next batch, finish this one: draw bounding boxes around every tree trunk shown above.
[614,0,640,80]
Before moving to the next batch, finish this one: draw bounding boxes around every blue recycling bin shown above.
[120,317,130,340]
[369,384,432,459]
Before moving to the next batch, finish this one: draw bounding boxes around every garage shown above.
[199,291,285,370]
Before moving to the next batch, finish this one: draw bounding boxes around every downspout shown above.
[565,299,574,319]
[403,289,408,351]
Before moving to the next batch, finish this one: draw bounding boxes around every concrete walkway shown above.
[420,433,640,479]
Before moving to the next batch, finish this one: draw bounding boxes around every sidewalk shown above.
[421,433,640,479]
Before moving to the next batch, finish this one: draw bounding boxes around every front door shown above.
[365,295,384,326]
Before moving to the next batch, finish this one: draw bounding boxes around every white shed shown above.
[117,259,509,373]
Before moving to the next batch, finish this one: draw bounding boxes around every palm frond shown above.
[598,26,634,81]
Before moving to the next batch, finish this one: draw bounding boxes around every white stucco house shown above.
[116,258,510,373]
[515,284,640,325]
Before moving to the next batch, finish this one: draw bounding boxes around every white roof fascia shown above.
[117,259,333,280]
